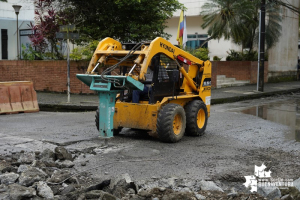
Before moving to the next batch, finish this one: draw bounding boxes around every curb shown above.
[38,88,300,112]
[211,88,300,105]
[39,103,97,112]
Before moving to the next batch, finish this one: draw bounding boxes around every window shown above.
[1,29,8,59]
[186,34,208,49]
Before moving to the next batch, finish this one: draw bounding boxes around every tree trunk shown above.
[199,36,214,48]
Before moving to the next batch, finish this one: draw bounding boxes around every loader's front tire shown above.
[157,103,186,143]
[185,100,208,136]
[95,108,122,136]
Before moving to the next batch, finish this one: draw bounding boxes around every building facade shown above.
[268,0,300,80]
[165,0,241,61]
[165,0,299,80]
[0,0,34,60]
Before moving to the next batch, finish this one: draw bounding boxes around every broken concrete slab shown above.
[257,186,281,200]
[293,177,300,192]
[36,181,54,199]
[0,172,19,185]
[55,160,75,169]
[199,180,224,192]
[8,183,36,200]
[17,152,35,164]
[40,149,55,162]
[18,167,48,186]
[54,147,73,161]
[47,169,72,184]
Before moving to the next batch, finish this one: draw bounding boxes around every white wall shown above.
[0,0,34,60]
[0,0,34,20]
[165,15,240,60]
[168,0,299,68]
[268,0,300,74]
[208,39,241,60]
[0,19,32,60]
[173,0,205,17]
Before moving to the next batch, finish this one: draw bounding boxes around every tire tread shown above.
[185,100,208,136]
[157,103,186,143]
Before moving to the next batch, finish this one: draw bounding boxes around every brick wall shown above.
[0,60,93,94]
[0,60,268,93]
[211,61,268,87]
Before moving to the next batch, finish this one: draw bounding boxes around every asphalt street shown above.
[1,93,299,184]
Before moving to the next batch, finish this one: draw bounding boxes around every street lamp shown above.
[12,5,22,60]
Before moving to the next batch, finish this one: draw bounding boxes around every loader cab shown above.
[148,54,181,103]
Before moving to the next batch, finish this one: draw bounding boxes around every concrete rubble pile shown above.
[0,147,300,200]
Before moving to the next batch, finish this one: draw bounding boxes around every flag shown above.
[176,10,184,46]
[183,15,187,48]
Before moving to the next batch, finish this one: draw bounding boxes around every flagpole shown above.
[183,14,187,49]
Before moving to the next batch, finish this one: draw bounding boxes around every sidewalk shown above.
[37,81,300,111]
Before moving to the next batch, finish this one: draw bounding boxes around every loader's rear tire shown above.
[157,103,186,143]
[95,108,122,135]
[185,100,208,136]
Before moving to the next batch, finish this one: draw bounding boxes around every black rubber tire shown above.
[95,108,122,135]
[157,103,186,143]
[185,100,208,136]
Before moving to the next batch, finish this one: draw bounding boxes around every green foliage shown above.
[70,48,81,61]
[70,40,99,61]
[200,0,253,41]
[186,48,210,61]
[226,49,268,61]
[58,0,183,43]
[22,44,44,60]
[81,40,99,60]
[22,44,62,60]
[29,0,69,60]
[226,50,241,61]
[213,56,222,61]
[201,0,282,52]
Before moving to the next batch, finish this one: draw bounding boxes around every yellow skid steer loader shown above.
[77,37,211,142]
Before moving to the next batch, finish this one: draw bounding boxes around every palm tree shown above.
[200,0,282,51]
[233,0,282,52]
[200,0,254,47]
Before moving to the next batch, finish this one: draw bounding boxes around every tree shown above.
[200,0,254,47]
[200,0,282,51]
[234,0,282,52]
[29,0,68,59]
[57,0,183,43]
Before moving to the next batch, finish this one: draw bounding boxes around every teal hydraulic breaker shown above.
[76,74,144,138]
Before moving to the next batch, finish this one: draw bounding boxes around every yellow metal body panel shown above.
[199,60,212,117]
[114,94,210,134]
[161,95,197,106]
[113,102,161,133]
[87,38,123,73]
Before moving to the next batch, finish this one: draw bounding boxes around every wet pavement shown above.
[241,97,300,142]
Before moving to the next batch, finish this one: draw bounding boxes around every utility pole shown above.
[258,0,266,92]
[56,25,78,103]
